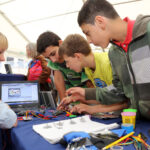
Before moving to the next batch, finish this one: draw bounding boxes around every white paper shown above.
[33,115,119,144]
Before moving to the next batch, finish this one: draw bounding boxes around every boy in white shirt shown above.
[0,32,17,128]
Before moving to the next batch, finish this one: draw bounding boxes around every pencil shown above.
[26,111,28,119]
[102,131,134,150]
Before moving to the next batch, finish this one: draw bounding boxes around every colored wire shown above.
[118,137,133,146]
[30,112,50,120]
[124,137,133,143]
[118,141,133,146]
[132,136,150,148]
[118,135,150,149]
[132,136,141,148]
[116,135,150,149]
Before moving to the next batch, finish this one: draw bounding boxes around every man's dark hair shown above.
[59,34,91,58]
[37,31,61,53]
[78,0,119,26]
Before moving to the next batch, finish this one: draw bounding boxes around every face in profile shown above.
[26,49,31,58]
[42,46,64,63]
[81,22,110,49]
[63,54,83,72]
[0,33,8,61]
[0,48,5,61]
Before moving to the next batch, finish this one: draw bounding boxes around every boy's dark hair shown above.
[78,0,119,26]
[37,31,61,53]
[59,34,91,58]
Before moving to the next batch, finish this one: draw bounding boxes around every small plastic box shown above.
[121,112,136,128]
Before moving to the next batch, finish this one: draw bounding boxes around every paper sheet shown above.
[33,115,119,144]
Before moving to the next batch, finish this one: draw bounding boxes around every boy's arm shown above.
[86,100,100,104]
[65,78,126,105]
[70,101,128,114]
[54,70,66,101]
[0,101,17,129]
[80,70,94,88]
[85,74,126,105]
[85,80,94,88]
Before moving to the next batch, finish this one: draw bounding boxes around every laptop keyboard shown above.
[11,104,39,113]
[13,107,39,113]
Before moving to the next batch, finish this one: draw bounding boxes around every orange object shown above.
[66,111,72,115]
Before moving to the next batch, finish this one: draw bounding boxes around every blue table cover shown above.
[11,111,150,150]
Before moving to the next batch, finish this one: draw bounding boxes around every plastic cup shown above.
[110,145,123,150]
[121,123,134,134]
[121,112,136,128]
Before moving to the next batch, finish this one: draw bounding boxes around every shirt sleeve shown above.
[0,102,17,129]
[47,60,59,70]
[81,71,89,83]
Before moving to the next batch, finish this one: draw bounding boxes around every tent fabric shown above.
[0,0,149,57]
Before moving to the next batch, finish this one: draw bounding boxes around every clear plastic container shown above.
[110,145,123,150]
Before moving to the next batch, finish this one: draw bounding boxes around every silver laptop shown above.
[0,81,40,113]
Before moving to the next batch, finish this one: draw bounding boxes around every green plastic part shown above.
[69,115,77,118]
[123,109,137,112]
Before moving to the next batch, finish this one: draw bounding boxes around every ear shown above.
[74,53,82,59]
[95,16,106,30]
[58,40,63,46]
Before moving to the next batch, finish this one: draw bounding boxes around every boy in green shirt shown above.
[37,31,92,102]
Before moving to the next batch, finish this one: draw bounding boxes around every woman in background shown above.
[26,43,52,91]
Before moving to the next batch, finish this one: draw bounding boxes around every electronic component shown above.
[22,116,32,121]
[92,112,120,119]
[52,110,64,116]
[17,111,26,116]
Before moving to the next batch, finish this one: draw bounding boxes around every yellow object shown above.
[85,52,113,88]
[138,134,141,138]
[66,111,72,115]
[102,132,134,150]
[122,114,136,128]
[26,111,28,119]
[132,136,150,147]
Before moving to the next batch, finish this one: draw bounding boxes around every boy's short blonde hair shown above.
[59,34,91,58]
[0,32,8,50]
[26,43,37,58]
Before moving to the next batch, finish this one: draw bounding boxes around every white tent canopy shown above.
[0,0,149,58]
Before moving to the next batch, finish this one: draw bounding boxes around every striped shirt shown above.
[48,61,88,89]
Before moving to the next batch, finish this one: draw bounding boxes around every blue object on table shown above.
[64,131,98,150]
[111,129,126,137]
[64,131,90,143]
[121,123,134,134]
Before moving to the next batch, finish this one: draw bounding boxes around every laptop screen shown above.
[1,81,39,105]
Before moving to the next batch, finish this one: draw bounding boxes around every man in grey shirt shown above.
[0,32,17,128]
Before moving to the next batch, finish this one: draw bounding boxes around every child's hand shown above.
[65,87,85,98]
[57,96,72,110]
[57,94,87,111]
[70,104,95,115]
